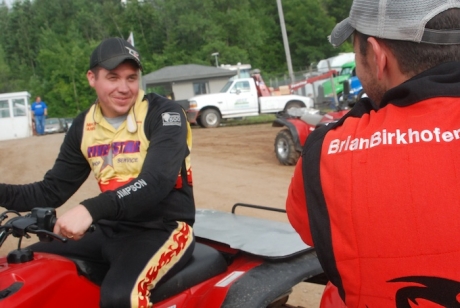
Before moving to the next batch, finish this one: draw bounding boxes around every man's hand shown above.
[54,204,93,240]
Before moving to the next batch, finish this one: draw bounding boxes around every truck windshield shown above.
[340,67,353,76]
[220,81,233,93]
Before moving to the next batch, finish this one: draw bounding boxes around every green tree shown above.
[120,0,167,72]
[283,0,337,70]
[2,0,39,88]
[322,0,353,23]
[0,44,18,93]
[34,28,94,117]
[151,0,267,70]
[246,0,286,75]
[0,0,356,109]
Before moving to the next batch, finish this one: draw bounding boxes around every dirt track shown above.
[0,123,324,307]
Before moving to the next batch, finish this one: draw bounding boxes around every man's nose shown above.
[118,79,130,92]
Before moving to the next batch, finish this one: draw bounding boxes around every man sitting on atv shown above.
[287,0,460,307]
[0,37,195,308]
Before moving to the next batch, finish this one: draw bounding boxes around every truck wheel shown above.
[200,109,221,128]
[274,129,300,165]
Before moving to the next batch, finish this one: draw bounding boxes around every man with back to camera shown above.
[286,0,460,307]
[0,37,195,308]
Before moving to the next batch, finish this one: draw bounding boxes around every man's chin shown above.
[115,108,132,116]
[116,102,135,113]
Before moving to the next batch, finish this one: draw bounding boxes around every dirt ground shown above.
[0,123,325,307]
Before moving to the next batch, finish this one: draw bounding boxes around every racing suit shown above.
[287,62,460,307]
[0,90,195,308]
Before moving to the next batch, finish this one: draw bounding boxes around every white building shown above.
[0,91,32,141]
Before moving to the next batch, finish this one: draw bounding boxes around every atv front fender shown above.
[273,117,315,152]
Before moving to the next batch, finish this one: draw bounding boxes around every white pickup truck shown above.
[187,76,314,128]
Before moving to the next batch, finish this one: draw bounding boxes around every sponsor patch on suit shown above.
[162,112,181,126]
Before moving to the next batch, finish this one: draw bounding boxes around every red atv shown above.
[273,77,368,166]
[273,108,349,165]
[0,204,328,308]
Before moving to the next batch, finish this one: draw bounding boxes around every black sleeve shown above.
[81,95,190,222]
[0,113,91,212]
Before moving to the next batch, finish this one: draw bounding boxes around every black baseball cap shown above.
[89,37,142,70]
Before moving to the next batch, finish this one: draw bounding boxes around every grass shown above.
[220,114,277,127]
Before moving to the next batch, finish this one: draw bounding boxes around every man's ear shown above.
[87,70,96,87]
[367,37,388,80]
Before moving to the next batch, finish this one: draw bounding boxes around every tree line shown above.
[0,0,352,117]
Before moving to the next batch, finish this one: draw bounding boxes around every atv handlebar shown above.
[0,208,93,250]
[0,208,68,248]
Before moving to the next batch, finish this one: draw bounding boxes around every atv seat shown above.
[150,242,227,303]
[70,242,227,303]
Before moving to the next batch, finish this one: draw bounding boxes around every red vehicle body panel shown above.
[288,118,316,147]
[155,254,261,308]
[0,253,100,307]
[0,246,260,308]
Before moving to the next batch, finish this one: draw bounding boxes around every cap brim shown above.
[98,54,142,71]
[329,17,355,48]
